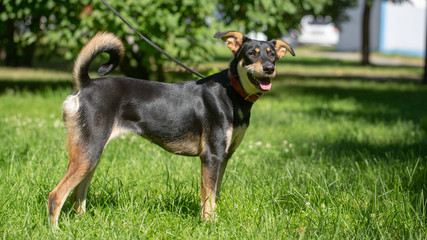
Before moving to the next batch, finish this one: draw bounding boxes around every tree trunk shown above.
[4,16,40,67]
[156,61,165,82]
[5,19,17,66]
[154,52,165,82]
[423,3,427,84]
[121,52,151,80]
[361,1,371,66]
[20,15,41,67]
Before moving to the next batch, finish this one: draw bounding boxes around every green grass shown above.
[1,58,426,239]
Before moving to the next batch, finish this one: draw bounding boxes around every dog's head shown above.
[214,31,295,95]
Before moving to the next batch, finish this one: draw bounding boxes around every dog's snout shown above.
[262,63,275,74]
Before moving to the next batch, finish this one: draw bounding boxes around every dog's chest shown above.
[225,109,249,154]
[227,124,248,154]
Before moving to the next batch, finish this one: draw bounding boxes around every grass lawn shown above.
[0,52,426,238]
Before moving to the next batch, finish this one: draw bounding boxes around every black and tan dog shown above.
[48,31,294,226]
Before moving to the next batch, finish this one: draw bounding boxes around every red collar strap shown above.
[228,70,262,102]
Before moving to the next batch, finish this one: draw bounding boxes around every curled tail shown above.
[72,32,124,90]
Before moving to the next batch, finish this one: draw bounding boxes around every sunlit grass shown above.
[0,61,426,238]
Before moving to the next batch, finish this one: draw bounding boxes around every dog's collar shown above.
[228,70,262,103]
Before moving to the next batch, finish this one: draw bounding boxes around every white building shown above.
[337,0,426,57]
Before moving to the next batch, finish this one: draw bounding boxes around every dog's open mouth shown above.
[247,73,272,91]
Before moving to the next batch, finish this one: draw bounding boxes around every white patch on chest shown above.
[225,124,248,154]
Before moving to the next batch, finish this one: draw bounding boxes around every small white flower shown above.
[285,148,289,153]
[255,141,262,146]
[283,140,288,145]
[265,143,271,149]
[53,119,62,128]
[288,143,293,149]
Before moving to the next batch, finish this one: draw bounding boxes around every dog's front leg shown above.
[200,150,228,220]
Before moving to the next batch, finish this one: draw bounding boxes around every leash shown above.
[101,0,206,79]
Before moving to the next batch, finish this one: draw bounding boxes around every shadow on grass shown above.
[271,78,427,154]
[270,77,427,126]
[279,74,421,83]
[144,191,200,217]
[271,77,427,193]
[59,177,200,219]
[0,80,72,94]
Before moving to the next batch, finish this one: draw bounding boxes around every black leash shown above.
[101,0,206,79]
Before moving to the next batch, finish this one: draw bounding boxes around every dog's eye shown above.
[268,51,275,58]
[248,50,259,58]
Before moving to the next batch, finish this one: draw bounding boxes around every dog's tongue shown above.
[259,81,272,91]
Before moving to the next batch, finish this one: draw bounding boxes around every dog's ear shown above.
[272,40,295,58]
[214,31,245,54]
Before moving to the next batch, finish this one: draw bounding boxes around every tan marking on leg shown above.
[62,93,82,150]
[48,144,92,227]
[200,163,218,220]
[71,166,97,214]
[49,97,97,227]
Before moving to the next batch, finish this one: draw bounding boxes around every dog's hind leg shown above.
[48,142,101,227]
[48,131,111,227]
[48,107,113,227]
[71,165,97,214]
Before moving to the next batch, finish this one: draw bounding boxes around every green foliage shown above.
[71,0,218,79]
[0,0,219,79]
[0,0,85,66]
[217,0,357,38]
[0,0,357,78]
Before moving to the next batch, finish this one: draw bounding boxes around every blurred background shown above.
[0,0,425,83]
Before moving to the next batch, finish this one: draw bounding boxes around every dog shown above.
[48,31,294,226]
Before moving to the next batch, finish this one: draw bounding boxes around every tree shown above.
[423,3,427,85]
[0,0,85,67]
[70,0,218,81]
[216,0,356,39]
[0,0,217,81]
[361,0,373,66]
[0,0,356,80]
[360,0,409,66]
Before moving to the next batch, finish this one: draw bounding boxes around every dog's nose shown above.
[263,63,275,74]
